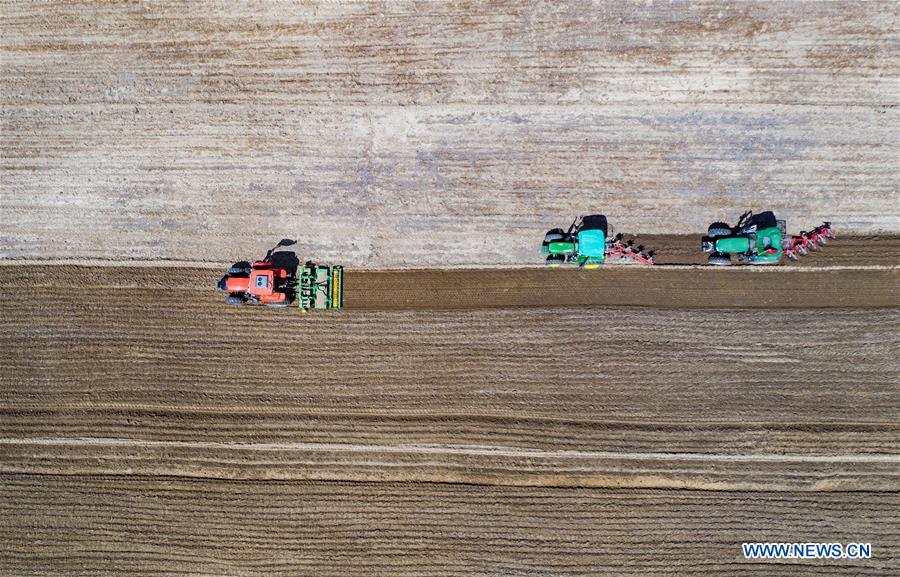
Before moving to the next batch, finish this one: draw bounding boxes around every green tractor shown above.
[702,211,835,265]
[701,210,786,265]
[541,215,655,267]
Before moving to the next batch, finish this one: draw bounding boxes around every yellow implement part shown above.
[331,267,342,309]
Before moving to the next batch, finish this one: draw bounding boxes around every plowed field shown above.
[1,264,898,573]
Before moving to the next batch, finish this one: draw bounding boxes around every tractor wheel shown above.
[707,222,731,237]
[708,253,732,266]
[228,261,252,275]
[224,295,246,306]
[544,228,565,243]
[545,255,565,267]
[265,300,291,308]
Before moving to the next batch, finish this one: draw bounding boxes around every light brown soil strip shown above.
[2,437,897,491]
[0,235,896,269]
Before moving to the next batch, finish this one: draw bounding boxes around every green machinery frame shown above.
[298,263,343,310]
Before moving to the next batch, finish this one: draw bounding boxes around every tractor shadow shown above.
[270,251,300,276]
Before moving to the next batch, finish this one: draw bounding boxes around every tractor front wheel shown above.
[224,295,246,306]
[708,253,732,266]
[707,223,731,237]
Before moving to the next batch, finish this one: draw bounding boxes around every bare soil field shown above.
[1,264,898,573]
[2,476,897,576]
[2,1,898,265]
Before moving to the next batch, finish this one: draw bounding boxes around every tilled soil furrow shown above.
[2,274,897,486]
[1,263,897,572]
[1,475,896,576]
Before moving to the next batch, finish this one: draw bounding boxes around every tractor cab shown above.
[753,228,783,259]
[246,267,289,303]
[248,269,276,297]
[576,215,608,268]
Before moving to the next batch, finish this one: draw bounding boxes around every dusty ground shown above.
[4,232,896,269]
[1,265,898,573]
[2,1,898,265]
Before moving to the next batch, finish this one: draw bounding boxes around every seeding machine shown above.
[701,210,835,266]
[217,239,342,310]
[541,214,655,267]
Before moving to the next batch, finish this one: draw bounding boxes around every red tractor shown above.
[216,239,343,310]
[217,239,297,307]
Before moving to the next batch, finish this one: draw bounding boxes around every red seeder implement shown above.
[783,222,835,261]
[608,233,656,265]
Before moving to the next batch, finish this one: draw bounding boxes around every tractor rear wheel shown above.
[708,253,732,266]
[228,261,252,275]
[224,295,246,306]
[545,255,565,267]
[544,229,565,243]
[707,223,731,237]
[265,300,291,308]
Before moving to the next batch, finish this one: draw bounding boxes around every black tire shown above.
[707,222,731,237]
[708,253,732,266]
[545,255,565,267]
[228,261,252,275]
[543,232,564,243]
[265,300,291,308]
[224,295,246,306]
[543,228,565,242]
